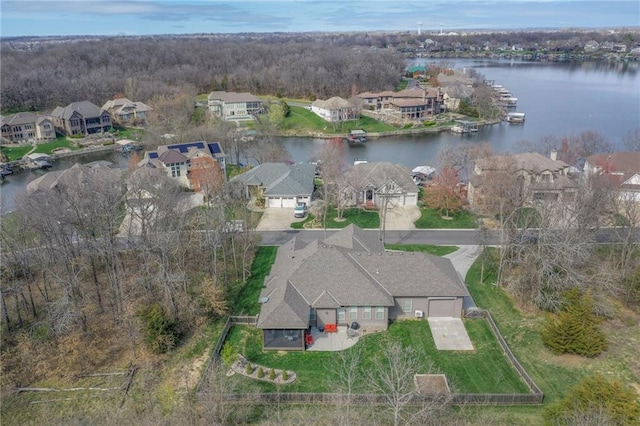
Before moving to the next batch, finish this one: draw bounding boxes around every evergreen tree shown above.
[540,289,607,358]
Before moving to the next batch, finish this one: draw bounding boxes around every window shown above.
[71,119,80,127]
[171,164,181,178]
[363,307,371,320]
[337,308,345,321]
[402,300,412,313]
[309,308,316,322]
[349,307,358,320]
[376,306,384,320]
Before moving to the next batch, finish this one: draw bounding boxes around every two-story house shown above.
[102,98,152,126]
[0,112,56,143]
[138,141,226,190]
[50,101,112,136]
[357,88,444,120]
[584,151,640,208]
[207,91,264,121]
[310,97,358,123]
[468,151,578,211]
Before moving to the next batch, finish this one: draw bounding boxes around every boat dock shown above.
[505,112,526,123]
[451,120,479,134]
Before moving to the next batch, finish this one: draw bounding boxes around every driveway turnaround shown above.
[427,318,474,351]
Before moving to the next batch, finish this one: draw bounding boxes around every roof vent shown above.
[259,297,269,304]
[375,269,379,274]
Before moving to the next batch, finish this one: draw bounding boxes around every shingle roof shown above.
[349,162,418,194]
[312,97,354,110]
[257,225,469,329]
[50,101,105,120]
[586,152,640,175]
[159,150,188,164]
[207,91,261,103]
[230,163,315,197]
[1,112,39,126]
[483,152,569,175]
[26,162,120,195]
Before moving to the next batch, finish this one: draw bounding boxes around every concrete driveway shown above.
[255,208,305,231]
[427,318,474,351]
[444,245,481,310]
[383,205,421,230]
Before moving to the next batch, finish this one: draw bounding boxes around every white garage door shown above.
[267,198,281,208]
[428,299,457,317]
[281,197,296,208]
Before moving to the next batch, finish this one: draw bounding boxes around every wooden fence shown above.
[196,312,544,405]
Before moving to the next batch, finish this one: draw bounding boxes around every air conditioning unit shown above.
[414,310,424,318]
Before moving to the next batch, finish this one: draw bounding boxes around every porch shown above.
[306,325,359,352]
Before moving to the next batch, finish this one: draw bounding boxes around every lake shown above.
[2,59,638,213]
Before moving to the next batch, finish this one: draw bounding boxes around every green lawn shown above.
[1,144,33,162]
[385,244,458,256]
[464,250,639,406]
[110,127,145,141]
[414,208,479,229]
[230,246,278,316]
[291,207,380,229]
[282,106,396,134]
[225,320,529,394]
[32,138,79,155]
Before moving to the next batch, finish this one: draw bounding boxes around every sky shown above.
[1,0,638,38]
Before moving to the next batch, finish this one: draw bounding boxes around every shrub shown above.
[544,375,640,426]
[245,363,254,375]
[221,342,237,366]
[257,367,264,379]
[269,368,276,380]
[540,289,607,357]
[137,303,178,354]
[281,370,289,381]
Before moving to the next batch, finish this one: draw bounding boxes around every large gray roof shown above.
[257,225,468,329]
[207,91,261,103]
[350,162,418,194]
[230,163,315,197]
[51,101,105,120]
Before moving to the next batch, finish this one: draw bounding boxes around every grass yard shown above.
[282,106,396,134]
[32,138,79,155]
[230,246,278,316]
[465,250,640,405]
[224,320,529,394]
[291,207,380,229]
[385,244,458,256]
[414,208,479,229]
[1,144,33,162]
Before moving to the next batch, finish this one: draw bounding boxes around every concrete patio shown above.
[428,318,474,351]
[306,326,359,351]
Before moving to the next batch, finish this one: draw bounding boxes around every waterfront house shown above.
[0,112,56,143]
[102,97,152,126]
[343,162,419,208]
[138,141,226,190]
[583,152,640,214]
[207,91,264,121]
[468,151,577,211]
[50,101,112,136]
[257,224,468,350]
[229,162,315,208]
[310,97,359,123]
[357,88,444,119]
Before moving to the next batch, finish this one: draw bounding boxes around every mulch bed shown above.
[228,354,296,385]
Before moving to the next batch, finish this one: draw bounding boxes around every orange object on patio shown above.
[325,323,337,333]
[305,333,314,346]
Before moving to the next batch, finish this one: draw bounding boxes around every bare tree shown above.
[622,127,640,151]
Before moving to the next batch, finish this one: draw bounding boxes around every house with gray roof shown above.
[1,112,56,143]
[50,101,112,136]
[357,88,444,119]
[229,162,315,208]
[344,162,419,207]
[468,151,578,210]
[207,91,264,121]
[310,97,358,123]
[102,97,152,126]
[257,224,468,350]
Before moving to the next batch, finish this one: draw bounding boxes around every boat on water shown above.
[344,129,367,145]
[505,112,526,123]
[451,120,479,134]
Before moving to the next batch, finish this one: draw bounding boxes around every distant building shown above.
[358,88,444,119]
[138,141,226,190]
[584,151,640,204]
[207,91,264,121]
[102,97,152,126]
[310,97,358,123]
[50,101,112,136]
[1,112,56,143]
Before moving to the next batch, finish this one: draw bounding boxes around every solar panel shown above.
[208,142,221,154]
[148,152,159,159]
[167,141,205,153]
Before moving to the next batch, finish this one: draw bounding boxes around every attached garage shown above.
[428,298,458,317]
[268,197,296,208]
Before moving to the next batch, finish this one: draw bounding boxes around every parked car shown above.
[294,202,307,218]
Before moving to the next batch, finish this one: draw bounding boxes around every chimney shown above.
[550,149,557,161]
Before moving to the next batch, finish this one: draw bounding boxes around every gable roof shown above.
[312,97,354,110]
[482,152,569,175]
[26,161,120,195]
[257,225,468,329]
[350,162,418,194]
[230,163,315,197]
[141,141,225,167]
[50,101,106,120]
[1,112,39,126]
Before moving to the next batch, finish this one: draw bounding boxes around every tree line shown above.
[0,38,405,112]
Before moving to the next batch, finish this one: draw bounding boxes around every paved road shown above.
[258,227,639,246]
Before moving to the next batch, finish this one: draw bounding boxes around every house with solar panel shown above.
[138,141,226,189]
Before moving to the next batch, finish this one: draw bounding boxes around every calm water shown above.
[2,59,639,213]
